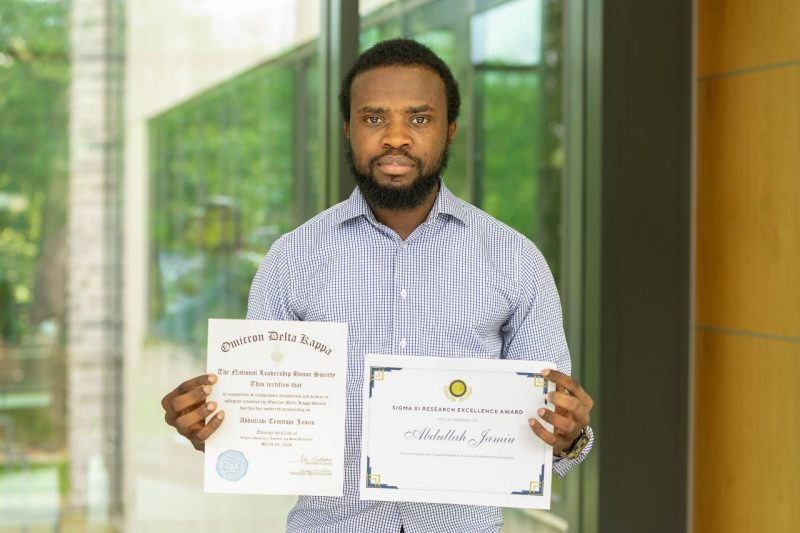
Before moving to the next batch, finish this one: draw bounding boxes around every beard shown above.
[346,141,450,210]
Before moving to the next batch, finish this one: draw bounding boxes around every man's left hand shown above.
[529,369,594,456]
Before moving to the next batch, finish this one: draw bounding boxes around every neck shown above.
[367,182,440,241]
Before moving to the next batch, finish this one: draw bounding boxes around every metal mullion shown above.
[294,61,307,222]
[472,71,485,207]
[321,0,359,205]
[552,0,591,529]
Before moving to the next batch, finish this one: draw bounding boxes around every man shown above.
[162,39,593,533]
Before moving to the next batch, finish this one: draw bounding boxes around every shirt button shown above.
[400,338,407,349]
[402,242,408,250]
[400,289,407,299]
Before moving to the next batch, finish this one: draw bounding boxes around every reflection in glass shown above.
[149,52,322,346]
[0,0,70,529]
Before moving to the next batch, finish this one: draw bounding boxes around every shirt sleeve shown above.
[246,235,298,321]
[552,426,594,477]
[501,239,594,476]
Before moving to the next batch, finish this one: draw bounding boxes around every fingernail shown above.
[208,374,217,383]
[202,385,211,395]
[542,369,551,376]
[207,401,217,411]
[216,411,225,420]
[538,408,545,417]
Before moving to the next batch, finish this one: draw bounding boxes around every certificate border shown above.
[204,319,348,496]
[360,354,555,509]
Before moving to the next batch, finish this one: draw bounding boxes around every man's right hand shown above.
[161,374,224,452]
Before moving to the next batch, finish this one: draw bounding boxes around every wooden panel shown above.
[693,330,800,532]
[696,66,800,338]
[698,0,800,77]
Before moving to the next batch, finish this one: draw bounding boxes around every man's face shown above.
[345,65,457,210]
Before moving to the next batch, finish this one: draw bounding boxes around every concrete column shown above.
[68,0,123,522]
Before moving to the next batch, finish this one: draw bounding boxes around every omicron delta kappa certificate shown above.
[204,319,347,496]
[360,354,556,509]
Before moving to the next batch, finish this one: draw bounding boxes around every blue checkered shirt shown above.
[247,184,593,533]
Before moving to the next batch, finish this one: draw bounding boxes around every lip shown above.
[378,163,414,175]
[376,155,416,175]
[377,155,415,166]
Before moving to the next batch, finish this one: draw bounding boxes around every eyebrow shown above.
[405,104,435,114]
[356,104,436,114]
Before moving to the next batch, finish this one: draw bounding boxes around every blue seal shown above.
[216,450,248,481]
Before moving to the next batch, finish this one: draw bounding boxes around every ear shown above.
[447,121,458,145]
[343,121,350,139]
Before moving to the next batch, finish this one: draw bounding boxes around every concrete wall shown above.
[694,1,800,530]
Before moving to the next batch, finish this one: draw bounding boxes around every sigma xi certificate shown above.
[360,354,555,509]
[204,319,347,496]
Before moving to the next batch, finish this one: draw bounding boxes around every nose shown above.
[381,120,412,149]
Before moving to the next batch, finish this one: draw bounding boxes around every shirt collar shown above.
[334,181,469,226]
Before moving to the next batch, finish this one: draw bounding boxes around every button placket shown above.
[397,240,411,351]
[392,239,408,352]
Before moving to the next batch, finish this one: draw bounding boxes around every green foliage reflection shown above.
[0,0,69,343]
[150,53,320,346]
[0,0,70,473]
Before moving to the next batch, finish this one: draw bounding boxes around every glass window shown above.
[0,0,70,529]
[149,49,322,346]
[471,0,542,66]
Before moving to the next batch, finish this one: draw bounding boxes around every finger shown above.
[174,401,217,434]
[161,374,217,410]
[193,411,225,444]
[528,419,570,450]
[547,390,582,413]
[547,391,590,427]
[542,369,594,410]
[537,407,578,439]
[170,384,212,414]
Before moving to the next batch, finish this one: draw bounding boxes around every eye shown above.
[411,116,429,125]
[365,116,384,125]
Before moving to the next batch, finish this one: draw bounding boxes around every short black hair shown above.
[339,38,461,125]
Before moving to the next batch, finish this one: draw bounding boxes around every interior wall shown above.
[694,1,800,531]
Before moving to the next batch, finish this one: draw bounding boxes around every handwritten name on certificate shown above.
[360,354,556,509]
[204,319,347,496]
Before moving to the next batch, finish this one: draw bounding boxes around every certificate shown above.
[360,354,555,509]
[204,319,347,496]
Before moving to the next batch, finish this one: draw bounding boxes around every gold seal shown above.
[449,380,467,398]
